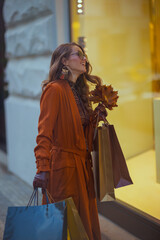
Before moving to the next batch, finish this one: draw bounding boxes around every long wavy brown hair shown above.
[42,42,102,113]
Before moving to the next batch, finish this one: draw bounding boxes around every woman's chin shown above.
[81,67,87,73]
[76,67,86,76]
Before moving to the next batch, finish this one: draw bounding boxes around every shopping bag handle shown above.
[46,189,55,203]
[27,188,37,206]
[27,188,50,207]
[93,110,110,141]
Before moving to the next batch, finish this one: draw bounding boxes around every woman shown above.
[33,42,106,240]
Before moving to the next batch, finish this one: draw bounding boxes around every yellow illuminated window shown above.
[70,0,160,220]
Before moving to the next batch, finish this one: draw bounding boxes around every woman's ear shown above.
[62,57,68,66]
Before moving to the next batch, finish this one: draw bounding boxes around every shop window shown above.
[70,0,160,220]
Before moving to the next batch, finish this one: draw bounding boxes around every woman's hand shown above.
[33,171,49,193]
[94,103,108,123]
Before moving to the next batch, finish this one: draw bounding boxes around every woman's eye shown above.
[79,52,83,58]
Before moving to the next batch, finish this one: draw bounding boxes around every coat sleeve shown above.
[84,112,97,153]
[85,107,101,152]
[34,83,60,173]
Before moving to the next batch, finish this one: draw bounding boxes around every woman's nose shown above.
[83,56,88,62]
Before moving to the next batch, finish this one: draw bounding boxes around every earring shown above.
[61,65,69,75]
[60,65,69,80]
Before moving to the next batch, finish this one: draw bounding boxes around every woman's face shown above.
[64,45,87,75]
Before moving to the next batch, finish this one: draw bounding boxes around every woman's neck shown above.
[68,71,80,83]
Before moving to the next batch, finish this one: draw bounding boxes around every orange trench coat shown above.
[34,79,101,240]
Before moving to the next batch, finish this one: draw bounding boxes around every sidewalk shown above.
[0,150,139,240]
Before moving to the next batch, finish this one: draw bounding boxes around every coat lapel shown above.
[60,80,86,150]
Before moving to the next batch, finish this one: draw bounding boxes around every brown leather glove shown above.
[33,171,49,194]
[94,103,108,123]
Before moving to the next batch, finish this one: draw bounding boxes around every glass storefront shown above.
[70,0,160,220]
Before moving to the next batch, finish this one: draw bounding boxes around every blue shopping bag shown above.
[3,189,67,240]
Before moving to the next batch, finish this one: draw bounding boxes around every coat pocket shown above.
[51,150,76,170]
[50,167,78,199]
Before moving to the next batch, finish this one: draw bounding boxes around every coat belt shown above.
[51,145,89,158]
[50,145,95,198]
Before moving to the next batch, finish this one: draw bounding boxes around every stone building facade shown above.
[3,0,70,185]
